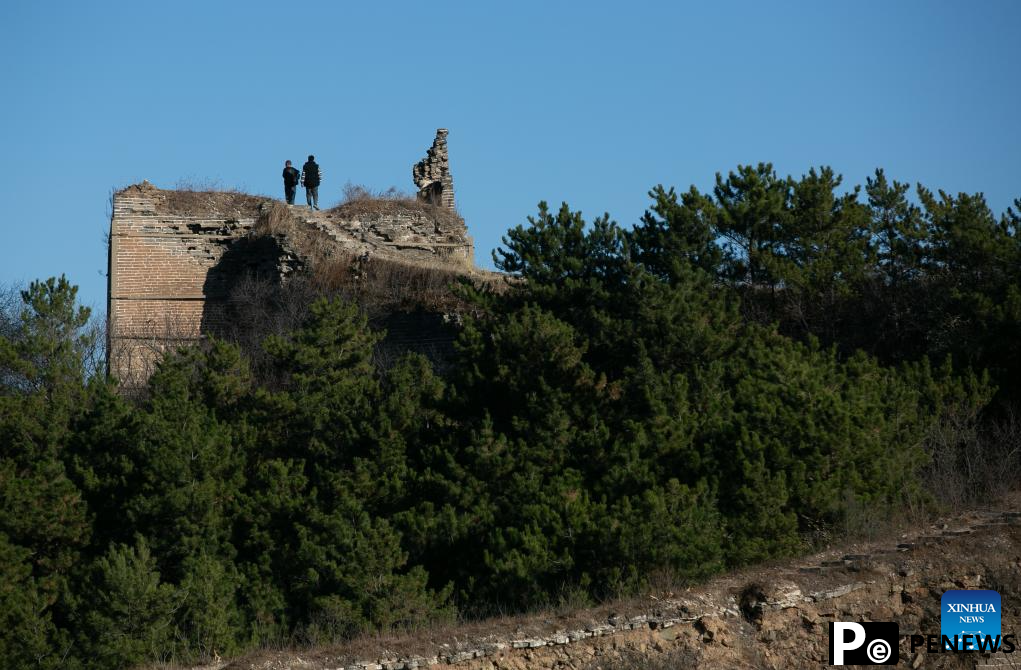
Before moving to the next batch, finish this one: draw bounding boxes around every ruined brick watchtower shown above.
[108,129,479,387]
[413,128,455,211]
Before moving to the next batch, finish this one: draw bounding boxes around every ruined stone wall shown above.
[108,130,477,387]
[185,507,1021,670]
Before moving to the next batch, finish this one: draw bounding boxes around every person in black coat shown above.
[301,155,322,210]
[282,160,300,205]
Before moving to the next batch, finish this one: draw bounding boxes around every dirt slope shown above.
[176,502,1021,670]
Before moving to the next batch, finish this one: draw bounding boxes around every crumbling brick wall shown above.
[107,186,288,386]
[108,130,478,387]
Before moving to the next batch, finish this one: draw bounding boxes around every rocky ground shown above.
[172,501,1021,670]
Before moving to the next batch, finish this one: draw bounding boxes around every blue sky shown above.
[2,1,1019,313]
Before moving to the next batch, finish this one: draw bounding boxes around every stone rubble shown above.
[197,507,1020,670]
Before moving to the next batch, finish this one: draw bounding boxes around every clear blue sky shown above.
[2,1,1019,313]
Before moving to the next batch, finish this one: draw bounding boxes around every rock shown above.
[765,581,803,610]
[810,584,851,601]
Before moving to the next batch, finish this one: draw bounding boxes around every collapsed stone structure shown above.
[107,130,479,387]
[413,128,455,210]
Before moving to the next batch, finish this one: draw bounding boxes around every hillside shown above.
[176,499,1021,670]
[5,162,1019,670]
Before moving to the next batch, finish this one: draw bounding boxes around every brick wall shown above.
[108,186,273,386]
[107,180,479,388]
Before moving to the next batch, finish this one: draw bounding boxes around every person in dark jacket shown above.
[301,155,322,210]
[282,160,300,205]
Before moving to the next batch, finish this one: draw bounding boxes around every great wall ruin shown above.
[107,129,485,386]
[108,131,1021,670]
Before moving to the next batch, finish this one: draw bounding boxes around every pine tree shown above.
[0,277,92,665]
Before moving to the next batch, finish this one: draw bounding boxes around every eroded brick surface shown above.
[108,131,476,387]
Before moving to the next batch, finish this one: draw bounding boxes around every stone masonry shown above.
[413,128,456,210]
[108,131,475,387]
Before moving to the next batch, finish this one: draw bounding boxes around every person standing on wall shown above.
[301,155,322,210]
[282,160,300,205]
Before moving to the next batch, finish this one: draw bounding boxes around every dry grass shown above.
[251,201,296,237]
[207,597,678,670]
[250,201,497,316]
[316,255,472,315]
[117,181,270,218]
[252,202,344,268]
[330,182,464,229]
[924,404,1021,511]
